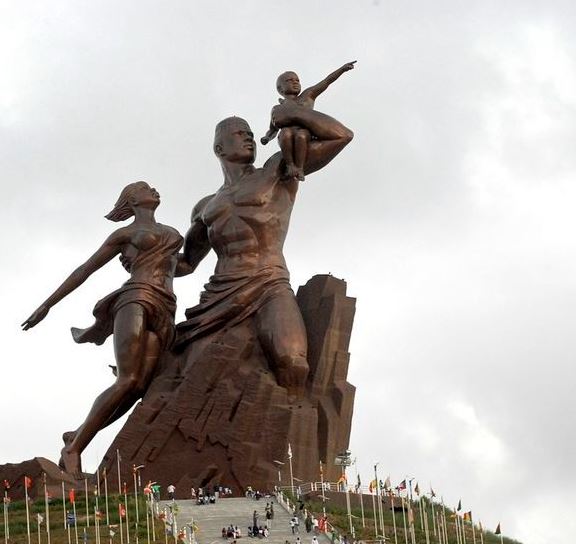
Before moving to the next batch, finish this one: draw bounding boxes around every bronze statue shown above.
[261,61,356,181]
[22,182,191,477]
[176,78,355,397]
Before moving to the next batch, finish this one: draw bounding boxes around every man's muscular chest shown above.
[202,175,286,227]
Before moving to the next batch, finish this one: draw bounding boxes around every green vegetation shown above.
[1,494,173,544]
[298,494,522,544]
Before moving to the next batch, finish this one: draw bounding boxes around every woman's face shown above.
[131,182,160,209]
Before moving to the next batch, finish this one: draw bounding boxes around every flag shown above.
[384,476,391,490]
[495,523,501,535]
[118,504,126,518]
[430,486,436,498]
[414,482,420,496]
[337,474,347,485]
[2,479,10,490]
[69,489,76,504]
[95,510,104,520]
[397,480,406,491]
[457,499,462,511]
[287,443,293,459]
[463,511,472,522]
[369,479,377,493]
[318,516,327,532]
[319,461,323,476]
[25,476,33,489]
[109,529,116,538]
[356,474,361,490]
[123,482,127,494]
[37,514,44,524]
[479,521,484,531]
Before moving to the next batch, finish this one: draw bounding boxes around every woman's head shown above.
[105,181,159,222]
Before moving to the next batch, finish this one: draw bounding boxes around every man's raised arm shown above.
[271,103,353,177]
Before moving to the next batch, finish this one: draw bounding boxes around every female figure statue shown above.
[22,181,192,477]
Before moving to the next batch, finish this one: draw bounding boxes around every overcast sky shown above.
[2,2,575,543]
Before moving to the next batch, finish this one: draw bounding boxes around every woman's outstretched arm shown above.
[22,230,127,330]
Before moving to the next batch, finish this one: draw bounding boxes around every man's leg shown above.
[254,292,309,397]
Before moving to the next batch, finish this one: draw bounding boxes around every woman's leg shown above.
[60,303,160,476]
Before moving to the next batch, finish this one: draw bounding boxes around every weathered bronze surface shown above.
[23,65,357,490]
[22,182,190,478]
[177,92,354,396]
[99,92,356,491]
[99,274,356,494]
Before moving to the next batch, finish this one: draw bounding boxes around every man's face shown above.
[278,72,301,96]
[217,121,256,164]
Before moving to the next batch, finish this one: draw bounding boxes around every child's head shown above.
[276,71,301,97]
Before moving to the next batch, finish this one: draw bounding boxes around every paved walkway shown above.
[162,497,315,544]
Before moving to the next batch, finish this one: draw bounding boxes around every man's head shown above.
[276,71,301,97]
[213,116,256,164]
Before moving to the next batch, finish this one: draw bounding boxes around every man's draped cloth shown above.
[175,265,292,348]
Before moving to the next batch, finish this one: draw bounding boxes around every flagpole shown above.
[116,450,124,544]
[25,476,32,544]
[84,479,89,529]
[123,482,130,544]
[319,462,326,517]
[41,474,51,544]
[145,492,150,544]
[95,470,101,544]
[37,513,41,544]
[478,522,484,544]
[422,499,430,544]
[373,465,384,543]
[429,488,436,539]
[390,492,398,544]
[287,443,294,496]
[133,467,140,544]
[2,491,6,544]
[470,514,477,544]
[354,463,365,528]
[371,484,379,539]
[400,496,408,544]
[72,491,79,544]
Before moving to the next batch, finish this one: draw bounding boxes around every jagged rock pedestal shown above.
[99,274,356,496]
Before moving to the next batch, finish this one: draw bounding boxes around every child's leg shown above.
[293,128,311,181]
[278,127,299,179]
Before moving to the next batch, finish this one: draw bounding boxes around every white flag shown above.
[287,443,293,459]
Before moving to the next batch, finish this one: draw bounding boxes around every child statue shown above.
[261,61,356,181]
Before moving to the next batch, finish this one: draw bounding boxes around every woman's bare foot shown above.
[59,431,83,479]
[295,167,305,182]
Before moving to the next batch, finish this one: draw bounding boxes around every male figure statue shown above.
[176,101,353,397]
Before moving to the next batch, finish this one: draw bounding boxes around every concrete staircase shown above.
[163,497,311,544]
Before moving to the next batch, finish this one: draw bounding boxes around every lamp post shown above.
[335,450,355,539]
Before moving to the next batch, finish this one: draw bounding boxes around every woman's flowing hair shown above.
[105,181,148,222]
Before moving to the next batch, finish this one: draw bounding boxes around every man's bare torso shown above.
[196,155,297,275]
